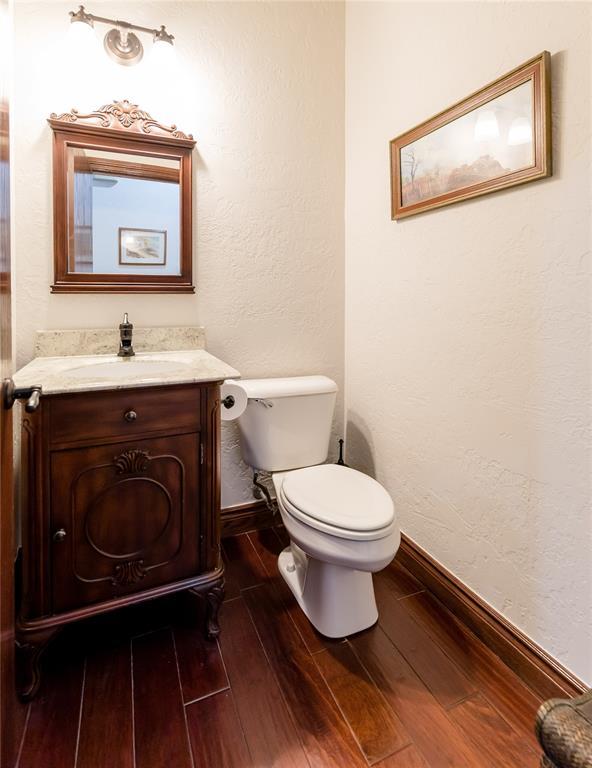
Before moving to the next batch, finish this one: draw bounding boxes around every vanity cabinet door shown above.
[50,432,201,614]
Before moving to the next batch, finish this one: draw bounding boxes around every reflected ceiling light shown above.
[68,6,175,67]
[508,117,532,146]
[474,110,499,142]
[92,177,118,188]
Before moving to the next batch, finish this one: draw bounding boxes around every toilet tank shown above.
[234,376,338,472]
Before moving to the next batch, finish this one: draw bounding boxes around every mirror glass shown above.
[68,147,181,276]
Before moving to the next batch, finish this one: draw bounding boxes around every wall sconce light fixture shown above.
[69,5,174,66]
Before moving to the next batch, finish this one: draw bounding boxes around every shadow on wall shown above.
[345,412,376,479]
[549,50,564,177]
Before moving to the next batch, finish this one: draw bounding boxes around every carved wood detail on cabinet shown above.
[17,382,224,700]
[114,448,150,474]
[112,559,146,586]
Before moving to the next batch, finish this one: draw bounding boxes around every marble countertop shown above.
[13,349,241,395]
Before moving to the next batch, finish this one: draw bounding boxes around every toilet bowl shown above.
[232,375,400,638]
[272,464,399,637]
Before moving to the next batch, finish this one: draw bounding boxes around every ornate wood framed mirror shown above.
[48,100,195,293]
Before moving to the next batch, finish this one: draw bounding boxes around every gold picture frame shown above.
[390,52,552,220]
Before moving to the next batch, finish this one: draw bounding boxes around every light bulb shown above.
[151,38,176,68]
[69,18,95,44]
[68,6,100,64]
[508,117,532,146]
[474,110,499,142]
[68,18,100,66]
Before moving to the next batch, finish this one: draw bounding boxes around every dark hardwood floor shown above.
[12,529,543,767]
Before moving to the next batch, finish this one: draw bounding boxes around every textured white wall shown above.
[345,1,591,684]
[12,0,345,507]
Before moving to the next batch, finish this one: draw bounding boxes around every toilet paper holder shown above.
[221,395,273,410]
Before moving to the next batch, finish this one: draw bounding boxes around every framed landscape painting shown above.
[119,228,167,266]
[390,52,551,220]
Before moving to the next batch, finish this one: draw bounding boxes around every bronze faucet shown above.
[118,313,135,357]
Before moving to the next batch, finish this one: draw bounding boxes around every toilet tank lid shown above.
[228,375,337,399]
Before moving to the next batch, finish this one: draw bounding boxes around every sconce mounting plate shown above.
[104,28,143,66]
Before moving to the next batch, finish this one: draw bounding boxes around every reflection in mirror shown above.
[69,148,181,276]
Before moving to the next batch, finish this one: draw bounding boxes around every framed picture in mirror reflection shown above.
[119,228,167,266]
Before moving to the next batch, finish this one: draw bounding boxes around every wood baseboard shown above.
[398,533,587,701]
[220,500,277,538]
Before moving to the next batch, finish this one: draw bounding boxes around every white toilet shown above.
[233,375,400,638]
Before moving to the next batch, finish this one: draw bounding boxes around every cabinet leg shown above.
[205,581,225,640]
[16,627,60,701]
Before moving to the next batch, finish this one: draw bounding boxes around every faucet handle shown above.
[122,312,130,325]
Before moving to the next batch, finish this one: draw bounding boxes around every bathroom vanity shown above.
[11,339,239,699]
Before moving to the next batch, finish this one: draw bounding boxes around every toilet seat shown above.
[279,464,395,542]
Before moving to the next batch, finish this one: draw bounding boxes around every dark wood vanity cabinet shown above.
[17,382,224,700]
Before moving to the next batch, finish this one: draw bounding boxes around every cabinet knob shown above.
[53,528,67,543]
[124,410,137,422]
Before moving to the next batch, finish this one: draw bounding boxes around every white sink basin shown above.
[67,359,192,380]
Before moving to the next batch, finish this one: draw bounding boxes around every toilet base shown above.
[278,545,378,638]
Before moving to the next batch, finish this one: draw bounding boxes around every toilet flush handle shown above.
[254,398,273,408]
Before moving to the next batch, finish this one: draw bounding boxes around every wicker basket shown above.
[536,691,592,768]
